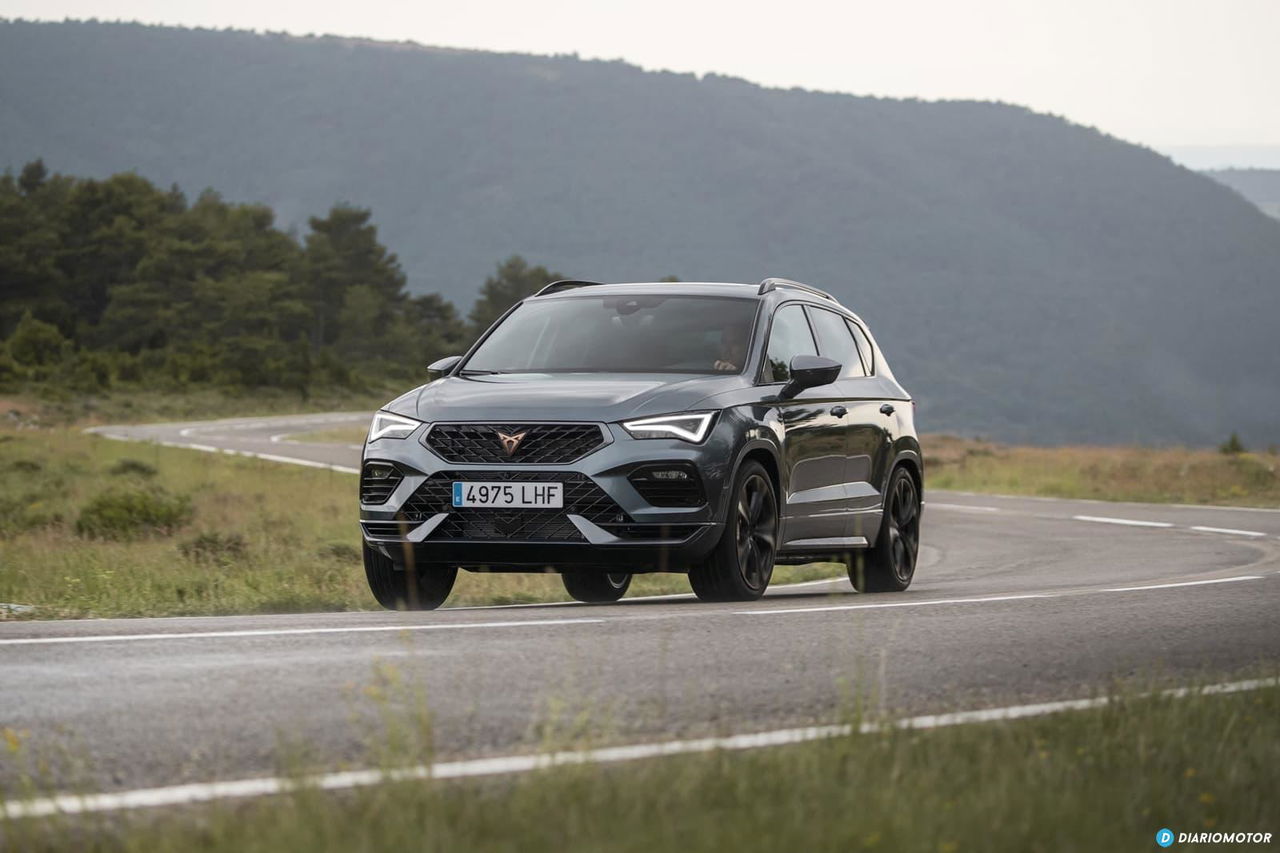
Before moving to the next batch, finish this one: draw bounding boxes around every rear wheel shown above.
[690,460,778,602]
[363,542,457,610]
[848,466,920,593]
[561,570,632,603]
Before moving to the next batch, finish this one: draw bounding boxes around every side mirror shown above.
[779,355,841,400]
[427,355,462,379]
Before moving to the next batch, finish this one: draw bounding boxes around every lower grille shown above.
[628,463,705,507]
[360,462,403,505]
[401,471,631,542]
[362,520,414,538]
[601,524,701,541]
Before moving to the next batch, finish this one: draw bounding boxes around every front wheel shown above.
[848,466,920,593]
[363,542,457,610]
[689,460,778,602]
[561,570,632,603]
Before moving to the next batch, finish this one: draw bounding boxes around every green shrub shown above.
[0,345,23,388]
[0,495,62,537]
[179,531,249,565]
[75,488,193,540]
[6,311,69,367]
[108,458,158,478]
[1219,432,1246,455]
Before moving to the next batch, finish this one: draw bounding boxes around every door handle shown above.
[879,403,895,416]
[830,405,847,418]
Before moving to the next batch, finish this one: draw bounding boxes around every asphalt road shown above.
[3,413,1278,797]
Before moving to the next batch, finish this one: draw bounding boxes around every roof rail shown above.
[757,277,835,301]
[533,279,606,297]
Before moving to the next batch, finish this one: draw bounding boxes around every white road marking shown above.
[0,618,605,647]
[1103,576,1264,592]
[735,593,1049,616]
[89,431,360,475]
[390,576,852,612]
[928,503,1001,513]
[1072,515,1174,528]
[1189,525,1267,537]
[5,677,1274,819]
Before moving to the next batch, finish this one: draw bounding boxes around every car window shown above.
[763,304,817,383]
[807,307,867,378]
[845,319,875,374]
[463,295,759,374]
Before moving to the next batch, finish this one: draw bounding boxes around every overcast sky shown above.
[5,0,1278,166]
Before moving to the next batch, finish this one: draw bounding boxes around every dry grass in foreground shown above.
[926,434,1280,506]
[3,678,1275,852]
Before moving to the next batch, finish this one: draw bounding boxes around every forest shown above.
[0,160,557,396]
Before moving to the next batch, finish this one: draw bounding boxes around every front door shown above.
[763,304,849,542]
[805,306,890,542]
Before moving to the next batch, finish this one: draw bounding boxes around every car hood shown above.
[383,373,748,423]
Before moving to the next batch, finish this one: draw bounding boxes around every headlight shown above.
[368,411,422,441]
[620,411,716,443]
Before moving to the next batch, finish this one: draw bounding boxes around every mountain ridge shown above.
[2,19,1278,445]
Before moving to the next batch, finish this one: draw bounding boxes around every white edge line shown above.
[927,503,1001,513]
[0,618,605,647]
[440,573,849,607]
[5,677,1275,819]
[735,593,1049,615]
[938,490,1280,514]
[1189,525,1267,537]
[1103,576,1264,593]
[1072,515,1174,528]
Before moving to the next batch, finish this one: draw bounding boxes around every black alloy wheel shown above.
[849,466,920,593]
[690,460,778,602]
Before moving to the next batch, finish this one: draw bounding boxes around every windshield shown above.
[463,294,759,374]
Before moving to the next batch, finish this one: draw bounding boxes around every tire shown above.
[848,466,920,593]
[690,460,778,602]
[561,570,632,603]
[363,542,457,610]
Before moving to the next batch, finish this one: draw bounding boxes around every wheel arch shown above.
[733,440,782,503]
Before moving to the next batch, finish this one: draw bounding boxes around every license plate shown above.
[451,481,563,508]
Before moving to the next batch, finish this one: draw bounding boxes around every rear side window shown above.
[845,320,875,374]
[807,307,867,378]
[763,304,817,382]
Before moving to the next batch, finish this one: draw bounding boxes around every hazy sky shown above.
[5,0,1278,165]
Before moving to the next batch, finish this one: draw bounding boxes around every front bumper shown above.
[359,420,736,572]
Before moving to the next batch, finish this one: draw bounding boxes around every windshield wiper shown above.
[459,369,508,376]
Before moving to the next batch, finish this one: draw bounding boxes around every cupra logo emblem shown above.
[496,430,528,456]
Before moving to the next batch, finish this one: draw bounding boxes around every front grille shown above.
[424,423,607,464]
[360,462,403,504]
[400,471,631,542]
[628,463,705,507]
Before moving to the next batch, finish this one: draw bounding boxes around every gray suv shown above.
[360,278,923,609]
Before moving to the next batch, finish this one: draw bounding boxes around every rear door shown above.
[762,303,848,542]
[805,307,893,540]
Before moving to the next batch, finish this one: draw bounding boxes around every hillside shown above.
[2,20,1279,445]
[1205,169,1280,219]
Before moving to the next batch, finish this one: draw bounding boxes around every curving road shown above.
[3,413,1279,802]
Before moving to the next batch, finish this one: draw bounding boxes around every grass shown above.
[3,678,1276,851]
[0,384,396,428]
[926,434,1280,506]
[0,427,836,619]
